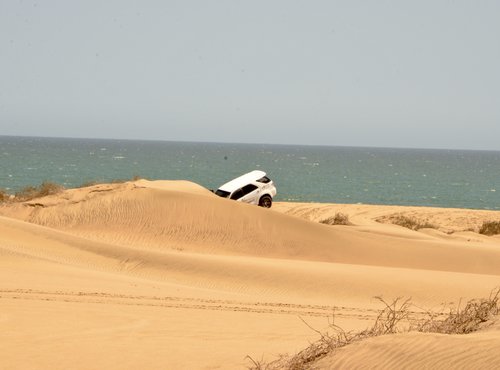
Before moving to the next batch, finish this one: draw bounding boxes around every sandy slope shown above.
[1,180,499,369]
[313,320,500,369]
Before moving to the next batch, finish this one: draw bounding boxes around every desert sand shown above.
[1,180,499,369]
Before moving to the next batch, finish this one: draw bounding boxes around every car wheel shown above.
[259,195,272,208]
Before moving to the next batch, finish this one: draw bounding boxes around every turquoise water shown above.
[1,136,499,210]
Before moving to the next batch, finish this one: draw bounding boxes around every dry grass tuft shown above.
[0,188,9,203]
[246,321,353,370]
[418,288,500,334]
[370,296,413,335]
[78,175,143,188]
[320,213,351,226]
[15,181,64,201]
[247,296,413,369]
[76,180,99,188]
[111,175,142,184]
[479,221,500,236]
[37,181,64,197]
[248,289,500,370]
[386,214,436,231]
[2,176,144,201]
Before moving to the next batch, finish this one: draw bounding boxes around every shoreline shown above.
[2,135,500,210]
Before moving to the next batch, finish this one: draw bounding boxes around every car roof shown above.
[218,170,267,192]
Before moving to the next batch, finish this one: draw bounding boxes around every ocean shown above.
[0,136,499,210]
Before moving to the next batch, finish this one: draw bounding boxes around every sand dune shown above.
[1,180,499,369]
[3,180,500,275]
[314,321,500,369]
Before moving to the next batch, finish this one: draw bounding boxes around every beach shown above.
[1,180,499,369]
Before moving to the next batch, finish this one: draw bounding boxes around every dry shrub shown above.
[15,181,64,201]
[370,296,413,335]
[320,213,350,226]
[247,290,500,370]
[77,180,99,188]
[247,321,354,370]
[77,175,142,188]
[38,181,64,197]
[0,188,9,203]
[6,176,142,202]
[111,178,127,184]
[479,221,500,236]
[387,214,436,231]
[418,288,500,334]
[111,175,143,184]
[15,185,38,201]
[247,297,412,369]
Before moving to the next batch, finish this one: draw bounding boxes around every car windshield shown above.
[215,189,230,198]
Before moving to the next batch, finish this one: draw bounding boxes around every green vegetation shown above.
[479,221,500,236]
[319,212,350,226]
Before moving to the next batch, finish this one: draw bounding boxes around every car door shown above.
[238,184,259,204]
[230,188,244,201]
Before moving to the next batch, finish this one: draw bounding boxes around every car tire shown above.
[259,195,272,208]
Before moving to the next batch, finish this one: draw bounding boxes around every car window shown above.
[230,188,244,200]
[256,176,271,183]
[241,184,258,196]
[215,189,230,198]
[231,185,258,200]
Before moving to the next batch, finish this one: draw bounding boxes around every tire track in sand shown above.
[0,289,380,320]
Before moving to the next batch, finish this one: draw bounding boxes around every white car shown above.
[214,170,277,208]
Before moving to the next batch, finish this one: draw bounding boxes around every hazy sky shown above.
[1,1,499,150]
